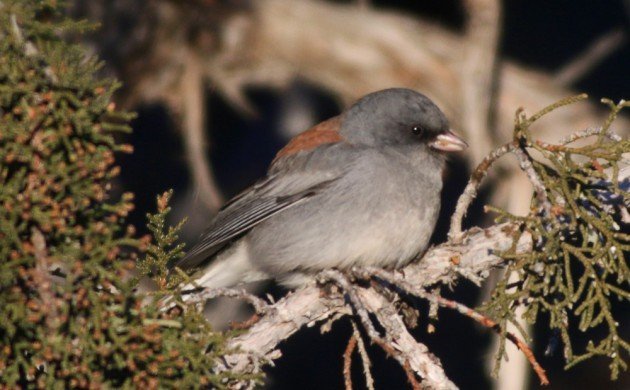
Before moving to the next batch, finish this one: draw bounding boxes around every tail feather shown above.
[160,240,267,310]
[180,240,268,299]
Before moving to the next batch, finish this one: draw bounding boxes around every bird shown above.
[173,88,467,291]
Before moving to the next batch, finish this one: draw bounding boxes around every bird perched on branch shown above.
[173,88,467,290]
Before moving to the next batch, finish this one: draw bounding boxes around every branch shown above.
[181,286,270,315]
[319,270,455,389]
[205,123,628,387]
[448,142,515,241]
[343,333,357,390]
[351,321,375,390]
[555,28,626,86]
[180,50,223,211]
[353,267,549,385]
[461,0,502,163]
[215,223,531,388]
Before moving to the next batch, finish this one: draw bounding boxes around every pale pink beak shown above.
[429,130,468,152]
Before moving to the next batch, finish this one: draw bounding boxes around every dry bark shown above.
[215,223,531,389]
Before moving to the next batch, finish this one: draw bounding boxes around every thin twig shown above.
[357,267,550,386]
[435,296,549,386]
[558,126,622,145]
[181,287,270,314]
[318,270,382,341]
[343,334,357,390]
[511,147,555,214]
[351,321,375,390]
[229,314,261,330]
[449,141,516,241]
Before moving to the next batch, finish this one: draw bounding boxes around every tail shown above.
[177,240,268,301]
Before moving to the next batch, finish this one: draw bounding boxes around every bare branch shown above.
[461,0,502,163]
[448,142,516,241]
[351,321,375,390]
[511,147,555,214]
[209,160,629,387]
[216,223,531,388]
[354,267,549,385]
[180,51,223,212]
[180,286,270,314]
[343,334,357,390]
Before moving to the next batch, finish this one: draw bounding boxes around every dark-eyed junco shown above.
[175,88,467,289]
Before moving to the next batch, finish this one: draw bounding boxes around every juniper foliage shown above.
[0,1,234,387]
[482,96,630,379]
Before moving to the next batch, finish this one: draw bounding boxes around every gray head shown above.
[339,88,467,152]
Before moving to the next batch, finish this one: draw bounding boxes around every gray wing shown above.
[174,141,361,270]
[174,175,340,270]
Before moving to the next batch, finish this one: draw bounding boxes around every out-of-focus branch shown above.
[461,0,502,163]
[555,28,626,86]
[82,0,629,142]
[180,50,223,212]
[31,228,60,331]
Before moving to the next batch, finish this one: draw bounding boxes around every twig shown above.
[318,270,382,341]
[319,270,455,389]
[181,286,270,314]
[438,296,548,386]
[357,267,550,386]
[343,334,357,390]
[230,314,261,330]
[351,321,375,390]
[30,228,59,331]
[555,28,626,86]
[511,147,555,214]
[449,142,516,241]
[558,126,622,145]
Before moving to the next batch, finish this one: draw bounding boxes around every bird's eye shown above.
[412,126,425,136]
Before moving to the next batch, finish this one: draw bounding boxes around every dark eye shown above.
[412,126,425,136]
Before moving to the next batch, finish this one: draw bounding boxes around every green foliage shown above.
[0,1,235,387]
[138,190,186,290]
[482,96,630,379]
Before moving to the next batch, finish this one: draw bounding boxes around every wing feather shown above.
[173,178,338,270]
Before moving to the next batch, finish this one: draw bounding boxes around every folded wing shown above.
[174,174,340,270]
